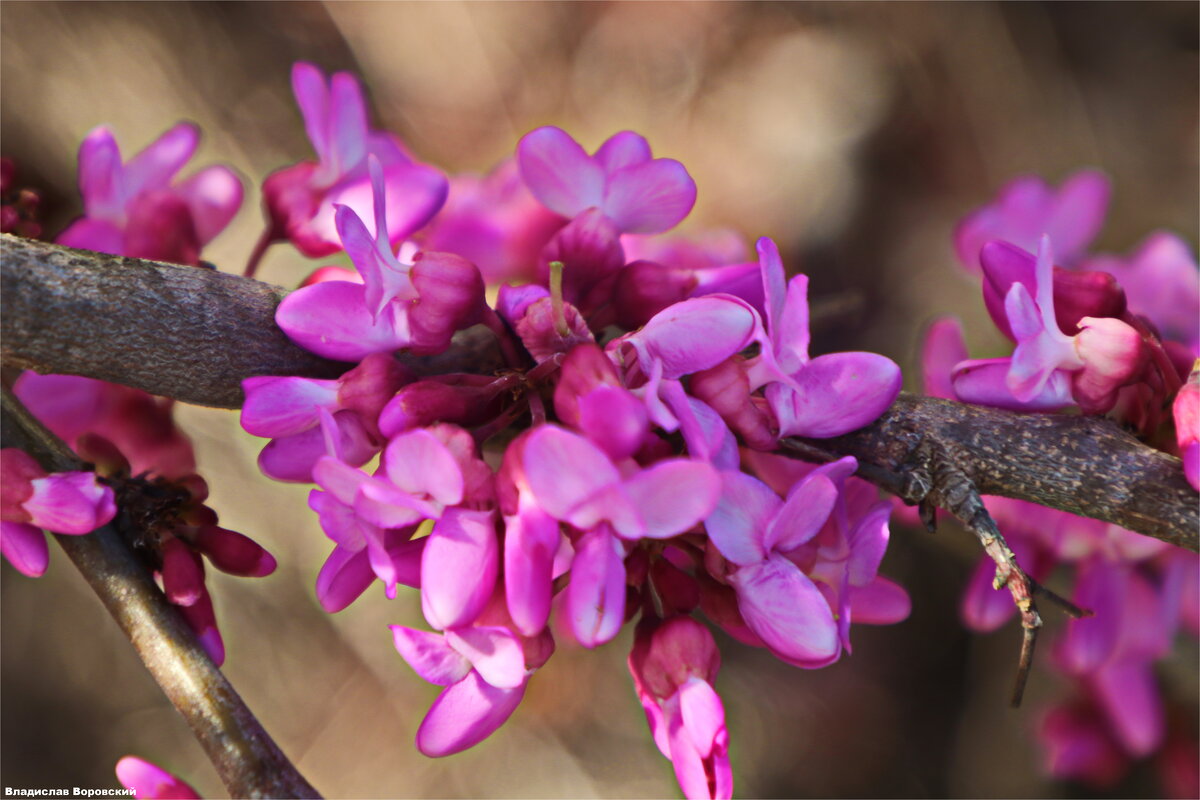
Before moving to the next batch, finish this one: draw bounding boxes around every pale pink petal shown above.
[846,501,893,587]
[594,131,652,172]
[630,296,759,379]
[24,473,116,534]
[416,670,527,757]
[176,165,243,244]
[421,508,499,630]
[622,459,721,539]
[328,71,368,175]
[705,471,778,567]
[756,238,788,351]
[522,425,621,521]
[292,62,332,165]
[0,521,49,577]
[764,474,837,554]
[849,575,911,625]
[1047,170,1111,260]
[316,545,375,613]
[446,626,527,689]
[275,280,411,361]
[384,429,465,507]
[603,159,696,234]
[354,480,431,529]
[391,625,472,686]
[516,126,604,218]
[730,554,840,667]
[768,352,902,439]
[566,525,626,648]
[240,376,340,438]
[124,122,199,194]
[115,756,201,800]
[315,162,448,247]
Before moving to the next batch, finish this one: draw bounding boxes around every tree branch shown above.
[1,386,321,799]
[3,233,1195,548]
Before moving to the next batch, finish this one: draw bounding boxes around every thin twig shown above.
[1,386,321,799]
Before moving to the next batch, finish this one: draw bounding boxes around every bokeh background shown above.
[2,2,1197,797]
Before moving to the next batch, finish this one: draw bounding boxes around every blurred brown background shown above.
[2,2,1197,798]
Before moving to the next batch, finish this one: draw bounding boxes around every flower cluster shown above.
[931,171,1199,791]
[237,63,910,798]
[10,123,272,666]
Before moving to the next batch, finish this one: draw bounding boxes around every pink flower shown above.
[517,127,697,234]
[57,123,242,265]
[1174,362,1199,491]
[262,63,447,258]
[954,169,1110,274]
[1,448,117,577]
[628,617,732,800]
[115,756,201,800]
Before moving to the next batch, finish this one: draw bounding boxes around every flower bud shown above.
[1071,317,1146,414]
[408,251,486,355]
[614,259,697,330]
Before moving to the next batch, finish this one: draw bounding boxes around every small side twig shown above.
[1,386,321,799]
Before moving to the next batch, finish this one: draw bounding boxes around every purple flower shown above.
[1175,364,1199,491]
[276,157,484,361]
[1,448,117,577]
[754,238,902,438]
[954,169,1110,274]
[628,617,732,800]
[58,123,242,266]
[262,63,447,258]
[517,127,697,234]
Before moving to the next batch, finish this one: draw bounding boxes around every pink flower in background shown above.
[57,123,242,265]
[517,127,697,234]
[262,62,447,258]
[0,448,117,577]
[954,169,1110,274]
[115,756,201,800]
[1175,363,1199,491]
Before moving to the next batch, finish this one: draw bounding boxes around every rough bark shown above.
[3,233,1195,548]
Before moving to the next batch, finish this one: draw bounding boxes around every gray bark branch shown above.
[3,233,1195,549]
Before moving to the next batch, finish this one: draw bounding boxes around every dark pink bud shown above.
[538,208,624,310]
[690,359,776,450]
[160,537,205,607]
[73,433,130,478]
[1053,268,1126,332]
[636,616,720,701]
[193,526,276,577]
[378,374,502,438]
[613,259,697,330]
[650,558,700,614]
[1,448,43,521]
[177,586,224,665]
[515,297,594,363]
[552,343,622,427]
[336,352,414,437]
[408,251,486,355]
[1071,316,1147,413]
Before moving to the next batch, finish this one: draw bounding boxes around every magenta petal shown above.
[76,126,123,216]
[849,576,911,625]
[678,678,725,758]
[768,352,902,438]
[705,472,778,566]
[24,473,116,534]
[504,507,561,636]
[56,217,125,255]
[261,414,375,483]
[921,317,969,400]
[13,373,109,443]
[125,122,199,193]
[1047,170,1111,260]
[1,522,49,577]
[1058,560,1125,674]
[276,280,410,361]
[756,238,788,348]
[980,241,1036,341]
[577,385,648,462]
[384,429,464,507]
[951,358,1074,411]
[391,625,472,686]
[566,525,626,648]
[522,426,621,521]
[354,480,430,529]
[517,127,604,218]
[603,159,696,234]
[622,459,720,539]
[1091,660,1163,757]
[176,165,243,244]
[594,131,652,172]
[846,501,893,587]
[292,62,332,164]
[446,626,527,689]
[765,474,837,553]
[416,670,527,758]
[960,554,1017,632]
[115,756,202,800]
[240,376,340,438]
[731,554,839,667]
[328,71,369,174]
[421,508,499,630]
[324,162,448,246]
[667,680,732,800]
[632,296,758,379]
[316,545,375,613]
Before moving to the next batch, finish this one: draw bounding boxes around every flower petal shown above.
[176,165,243,244]
[517,126,604,218]
[504,507,561,636]
[391,625,472,686]
[705,472,778,567]
[622,459,721,540]
[416,670,527,758]
[566,525,626,648]
[522,425,621,522]
[731,554,840,667]
[315,545,375,613]
[384,429,465,507]
[593,131,652,172]
[768,352,902,439]
[421,508,499,630]
[240,376,340,438]
[764,474,838,554]
[275,280,411,361]
[446,626,527,689]
[603,159,696,234]
[124,122,199,195]
[0,521,48,577]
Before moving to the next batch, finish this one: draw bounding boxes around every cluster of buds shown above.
[1,157,43,238]
[7,122,272,666]
[235,63,912,798]
[927,172,1200,791]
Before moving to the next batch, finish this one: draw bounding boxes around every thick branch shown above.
[1,387,320,799]
[3,234,1195,547]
